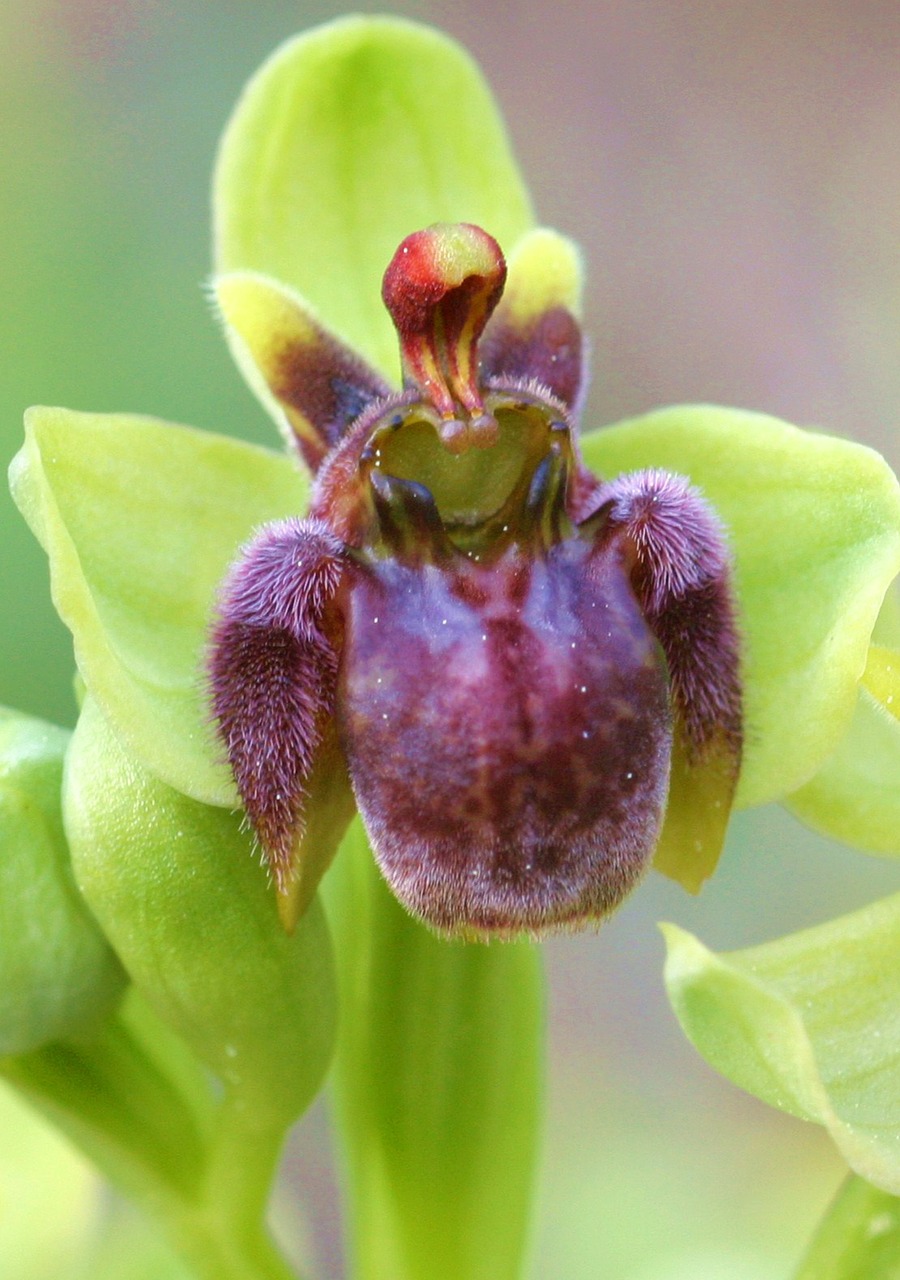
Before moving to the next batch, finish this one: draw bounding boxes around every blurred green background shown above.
[2,1,899,1277]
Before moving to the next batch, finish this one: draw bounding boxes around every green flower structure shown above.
[3,15,900,1280]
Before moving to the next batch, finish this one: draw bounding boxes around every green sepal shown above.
[323,822,543,1280]
[787,644,900,856]
[10,407,306,806]
[63,697,336,1129]
[213,15,534,380]
[662,892,900,1194]
[0,707,125,1055]
[794,1175,900,1280]
[582,407,900,809]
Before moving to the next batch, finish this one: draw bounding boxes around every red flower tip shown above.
[381,224,507,452]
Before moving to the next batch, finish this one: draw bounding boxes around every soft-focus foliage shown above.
[794,1176,900,1280]
[3,6,900,1279]
[0,1081,96,1280]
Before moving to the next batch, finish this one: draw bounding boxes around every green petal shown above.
[662,893,900,1194]
[787,646,900,856]
[794,1175,900,1280]
[499,227,584,321]
[323,823,543,1280]
[215,270,390,472]
[213,16,534,379]
[582,407,900,806]
[0,707,125,1055]
[10,406,306,805]
[64,698,336,1128]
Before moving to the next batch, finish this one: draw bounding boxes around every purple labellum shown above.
[210,223,742,936]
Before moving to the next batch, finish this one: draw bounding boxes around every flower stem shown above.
[167,1204,298,1280]
[2,996,301,1280]
[793,1174,900,1279]
[193,1092,299,1280]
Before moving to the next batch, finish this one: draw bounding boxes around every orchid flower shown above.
[3,16,899,1280]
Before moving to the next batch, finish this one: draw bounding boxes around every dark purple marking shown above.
[208,518,345,887]
[596,469,743,765]
[270,327,390,472]
[481,305,584,411]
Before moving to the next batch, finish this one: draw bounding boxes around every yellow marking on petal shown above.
[502,227,583,324]
[862,644,900,723]
[277,879,304,934]
[216,270,327,461]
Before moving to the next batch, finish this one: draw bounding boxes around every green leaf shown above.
[662,893,900,1194]
[63,698,336,1129]
[323,822,543,1280]
[0,707,125,1054]
[213,15,534,381]
[787,646,900,856]
[582,406,900,806]
[10,407,306,805]
[794,1175,900,1280]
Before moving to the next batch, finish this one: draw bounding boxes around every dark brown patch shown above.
[270,330,390,472]
[481,306,584,410]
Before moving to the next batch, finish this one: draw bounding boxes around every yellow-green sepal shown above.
[213,16,534,379]
[10,407,306,806]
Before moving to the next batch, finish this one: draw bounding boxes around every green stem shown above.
[2,996,300,1280]
[794,1173,900,1279]
[166,1201,298,1280]
[195,1091,299,1280]
[2,1003,210,1203]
